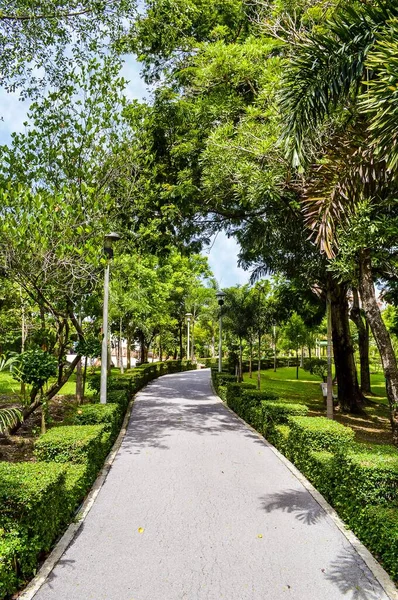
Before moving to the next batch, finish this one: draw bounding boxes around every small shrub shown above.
[0,534,20,599]
[267,424,291,456]
[355,506,398,582]
[71,403,123,441]
[225,382,256,415]
[34,424,107,481]
[63,464,89,517]
[0,461,67,551]
[288,416,354,470]
[262,402,308,436]
[332,443,398,521]
[301,450,336,501]
[242,389,279,403]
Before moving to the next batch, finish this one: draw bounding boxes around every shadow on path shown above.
[259,489,325,525]
[122,376,261,454]
[324,549,384,600]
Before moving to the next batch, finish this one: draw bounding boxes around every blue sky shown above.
[0,56,249,288]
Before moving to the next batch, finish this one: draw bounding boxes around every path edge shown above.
[17,393,137,600]
[210,374,398,600]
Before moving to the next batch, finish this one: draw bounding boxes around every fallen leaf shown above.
[138,527,144,534]
[257,534,263,539]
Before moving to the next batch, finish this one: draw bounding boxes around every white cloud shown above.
[204,232,251,288]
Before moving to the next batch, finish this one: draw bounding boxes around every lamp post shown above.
[100,232,121,404]
[185,313,192,360]
[216,291,226,373]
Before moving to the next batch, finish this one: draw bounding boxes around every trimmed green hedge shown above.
[0,461,67,550]
[0,534,19,599]
[34,425,108,482]
[225,382,256,416]
[288,416,354,463]
[0,462,69,591]
[356,506,398,581]
[70,403,123,441]
[263,402,308,435]
[332,443,398,521]
[267,424,291,456]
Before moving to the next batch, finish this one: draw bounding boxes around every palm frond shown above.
[0,407,22,433]
[301,128,398,257]
[361,18,398,169]
[280,1,397,167]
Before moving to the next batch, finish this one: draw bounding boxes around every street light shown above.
[185,313,192,360]
[100,232,121,404]
[216,291,226,373]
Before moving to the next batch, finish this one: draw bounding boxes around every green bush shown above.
[63,464,89,516]
[0,461,68,555]
[267,424,291,456]
[332,443,398,521]
[225,382,256,415]
[242,389,279,403]
[288,416,354,465]
[0,534,20,599]
[300,450,336,501]
[71,403,123,441]
[34,424,107,481]
[262,402,309,436]
[355,506,398,582]
[88,373,131,394]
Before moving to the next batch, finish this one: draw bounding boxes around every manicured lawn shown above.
[244,366,393,446]
[0,370,20,397]
[0,370,95,405]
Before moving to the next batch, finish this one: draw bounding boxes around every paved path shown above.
[34,369,393,600]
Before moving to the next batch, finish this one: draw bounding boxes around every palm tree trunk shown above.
[359,249,398,445]
[257,331,261,390]
[350,287,371,395]
[330,279,365,413]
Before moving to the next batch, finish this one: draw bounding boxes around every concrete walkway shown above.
[33,369,394,600]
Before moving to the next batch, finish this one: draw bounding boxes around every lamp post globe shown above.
[100,232,121,404]
[215,291,226,373]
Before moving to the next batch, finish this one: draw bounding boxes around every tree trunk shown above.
[330,279,365,413]
[249,340,253,378]
[257,331,261,390]
[126,333,131,370]
[239,338,243,382]
[76,358,83,404]
[82,356,88,401]
[10,354,82,434]
[350,287,372,395]
[179,324,183,359]
[139,331,146,364]
[359,249,398,444]
[296,349,299,380]
[119,317,124,374]
[273,326,277,372]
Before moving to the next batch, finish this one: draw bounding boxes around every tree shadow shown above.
[324,549,387,600]
[259,489,325,525]
[119,370,261,455]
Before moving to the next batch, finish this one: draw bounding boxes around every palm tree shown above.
[280,0,398,443]
[0,355,22,434]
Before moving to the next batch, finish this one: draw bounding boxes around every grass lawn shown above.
[0,369,95,406]
[243,366,393,446]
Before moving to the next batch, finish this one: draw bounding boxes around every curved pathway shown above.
[33,369,394,600]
